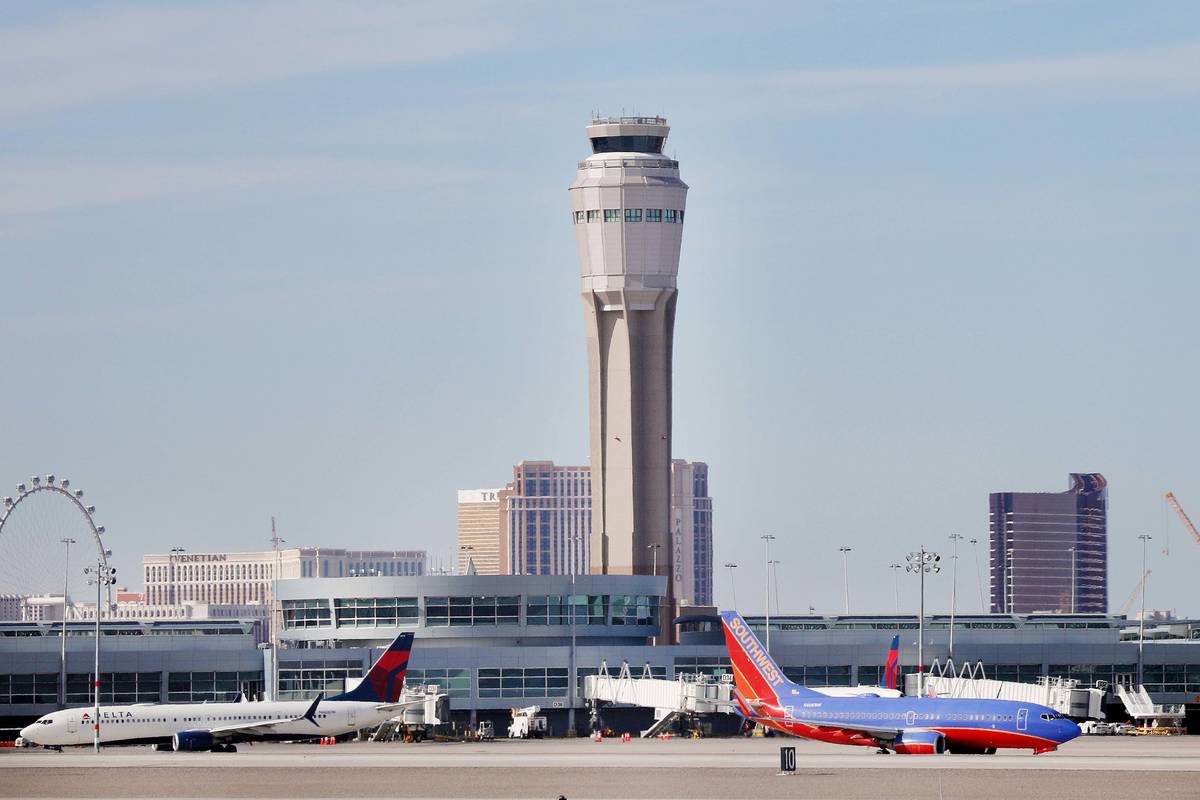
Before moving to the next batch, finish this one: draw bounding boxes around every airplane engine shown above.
[892,730,945,755]
[172,730,215,752]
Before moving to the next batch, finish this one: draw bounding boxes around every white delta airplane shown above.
[21,632,416,752]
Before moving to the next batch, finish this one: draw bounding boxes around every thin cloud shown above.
[0,2,511,120]
[0,157,490,215]
[753,42,1200,114]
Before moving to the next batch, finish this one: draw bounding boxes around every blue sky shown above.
[1,1,1198,617]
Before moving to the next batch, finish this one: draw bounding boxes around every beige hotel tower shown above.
[569,116,687,620]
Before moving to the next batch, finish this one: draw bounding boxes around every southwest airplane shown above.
[20,632,417,752]
[721,611,1080,754]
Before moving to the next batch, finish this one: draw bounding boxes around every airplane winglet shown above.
[303,693,323,726]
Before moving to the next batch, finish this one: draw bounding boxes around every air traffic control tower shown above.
[569,116,687,618]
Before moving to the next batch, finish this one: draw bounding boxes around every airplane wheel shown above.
[210,744,225,753]
[225,745,237,753]
[984,748,997,755]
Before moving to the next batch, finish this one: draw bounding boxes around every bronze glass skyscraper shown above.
[989,473,1108,614]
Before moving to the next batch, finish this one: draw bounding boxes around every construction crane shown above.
[1164,491,1200,548]
[1118,569,1152,616]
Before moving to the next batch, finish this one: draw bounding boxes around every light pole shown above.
[761,535,775,654]
[948,534,962,661]
[769,560,782,617]
[905,547,940,698]
[838,547,852,615]
[1138,534,1151,686]
[58,537,76,709]
[1068,547,1077,614]
[724,562,738,609]
[1005,547,1015,614]
[84,559,117,752]
[888,564,902,615]
[568,533,583,734]
[270,519,284,701]
[969,538,983,613]
[647,544,662,646]
[458,545,475,575]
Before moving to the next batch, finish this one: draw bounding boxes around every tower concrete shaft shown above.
[569,116,687,612]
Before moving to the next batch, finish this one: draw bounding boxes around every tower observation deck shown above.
[569,115,687,625]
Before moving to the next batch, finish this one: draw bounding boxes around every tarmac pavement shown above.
[3,735,1198,799]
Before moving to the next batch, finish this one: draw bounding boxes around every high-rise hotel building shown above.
[456,489,505,575]
[459,460,712,599]
[143,548,428,606]
[500,461,591,576]
[570,116,687,616]
[671,460,713,606]
[989,473,1108,614]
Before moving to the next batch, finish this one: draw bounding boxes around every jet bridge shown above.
[582,661,737,738]
[1114,684,1185,729]
[912,660,1106,719]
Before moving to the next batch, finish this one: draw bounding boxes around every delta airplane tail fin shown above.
[329,632,414,703]
[884,634,900,690]
[719,611,821,705]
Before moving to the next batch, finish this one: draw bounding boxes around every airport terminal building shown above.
[4,574,1200,735]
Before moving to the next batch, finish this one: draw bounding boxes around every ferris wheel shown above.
[0,475,112,619]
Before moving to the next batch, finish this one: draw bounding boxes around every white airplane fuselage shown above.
[20,699,393,748]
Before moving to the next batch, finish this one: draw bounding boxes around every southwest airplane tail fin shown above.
[329,632,414,703]
[884,634,900,691]
[719,611,821,705]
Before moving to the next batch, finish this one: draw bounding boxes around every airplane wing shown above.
[207,694,323,740]
[735,690,901,743]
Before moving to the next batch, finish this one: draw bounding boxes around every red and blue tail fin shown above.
[329,632,413,703]
[884,634,900,690]
[719,611,820,704]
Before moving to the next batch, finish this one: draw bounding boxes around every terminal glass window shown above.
[167,670,264,703]
[610,595,659,626]
[1142,664,1200,694]
[276,660,362,701]
[333,597,418,627]
[782,666,852,687]
[0,673,59,704]
[525,595,606,625]
[1048,664,1136,689]
[425,596,519,626]
[64,672,162,704]
[586,210,600,223]
[989,665,1043,684]
[673,656,730,680]
[478,667,569,699]
[624,208,642,223]
[645,208,663,223]
[282,599,331,629]
[603,209,620,222]
[404,668,471,700]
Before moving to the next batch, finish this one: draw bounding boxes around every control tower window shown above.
[586,210,600,223]
[624,208,642,223]
[603,209,620,222]
[646,208,663,223]
[679,210,685,223]
[665,209,678,223]
[590,135,665,154]
[573,211,584,224]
